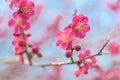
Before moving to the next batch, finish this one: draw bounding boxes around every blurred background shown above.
[0,0,120,80]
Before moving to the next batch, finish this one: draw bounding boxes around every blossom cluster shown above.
[74,49,97,77]
[56,14,90,51]
[6,0,42,64]
[56,13,97,77]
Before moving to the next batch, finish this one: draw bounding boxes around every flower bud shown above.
[19,41,25,46]
[74,45,81,51]
[65,51,71,58]
[37,52,42,57]
[32,45,39,53]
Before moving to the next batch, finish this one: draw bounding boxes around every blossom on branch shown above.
[14,0,35,19]
[8,15,30,34]
[5,0,20,9]
[12,34,28,55]
[72,14,90,38]
[74,66,88,77]
[56,28,75,50]
[78,49,97,69]
[75,49,97,77]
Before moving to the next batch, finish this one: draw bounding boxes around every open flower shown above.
[12,34,28,55]
[77,49,97,75]
[56,27,75,50]
[5,0,20,9]
[14,0,35,19]
[8,15,30,34]
[72,14,90,38]
[74,66,88,77]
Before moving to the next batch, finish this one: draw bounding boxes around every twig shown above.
[34,39,109,67]
[0,39,109,67]
[21,27,32,66]
[70,48,74,62]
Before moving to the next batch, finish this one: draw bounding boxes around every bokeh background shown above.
[0,0,120,80]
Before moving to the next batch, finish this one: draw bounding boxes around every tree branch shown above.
[34,39,109,67]
[21,27,32,66]
[0,39,109,67]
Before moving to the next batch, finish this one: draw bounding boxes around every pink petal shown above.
[78,53,84,59]
[8,19,15,28]
[23,22,30,30]
[18,55,24,64]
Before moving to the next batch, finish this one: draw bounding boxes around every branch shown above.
[0,39,109,67]
[34,39,109,67]
[21,27,32,66]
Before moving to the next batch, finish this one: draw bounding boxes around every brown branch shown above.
[0,39,109,67]
[70,48,74,62]
[21,27,32,66]
[34,39,109,67]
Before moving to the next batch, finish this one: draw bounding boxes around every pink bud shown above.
[19,41,25,46]
[65,51,71,58]
[74,45,81,51]
[32,45,39,53]
[37,52,42,57]
[13,33,20,36]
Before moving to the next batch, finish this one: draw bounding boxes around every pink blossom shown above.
[31,45,43,57]
[72,14,90,38]
[8,15,30,34]
[18,54,24,63]
[74,66,88,77]
[5,0,20,9]
[78,49,97,71]
[14,0,35,19]
[12,34,28,55]
[56,27,75,50]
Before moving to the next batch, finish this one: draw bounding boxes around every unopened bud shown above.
[74,45,81,51]
[65,51,71,58]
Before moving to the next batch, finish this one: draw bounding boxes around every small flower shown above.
[78,49,97,71]
[74,66,88,77]
[36,52,42,57]
[8,15,30,34]
[56,28,75,50]
[32,45,39,53]
[12,34,28,55]
[6,0,20,9]
[14,0,35,19]
[72,14,90,38]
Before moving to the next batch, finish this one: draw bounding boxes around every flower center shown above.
[62,35,69,43]
[75,23,83,31]
[21,6,29,13]
[16,18,23,26]
[11,0,14,3]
